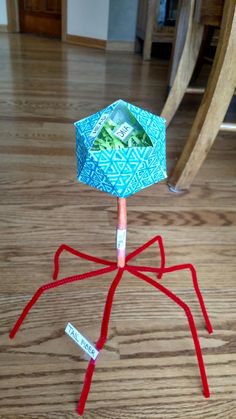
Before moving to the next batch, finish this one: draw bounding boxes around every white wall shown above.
[67,0,110,40]
[0,0,7,25]
[108,0,138,42]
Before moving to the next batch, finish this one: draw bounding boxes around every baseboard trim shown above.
[106,41,135,52]
[65,34,135,53]
[66,34,106,50]
[0,24,8,32]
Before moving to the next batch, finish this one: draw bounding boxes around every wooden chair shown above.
[142,0,160,60]
[161,0,236,191]
[136,0,175,60]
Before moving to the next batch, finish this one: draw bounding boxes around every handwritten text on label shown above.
[65,322,99,360]
[90,113,109,137]
[114,122,133,141]
[116,229,127,250]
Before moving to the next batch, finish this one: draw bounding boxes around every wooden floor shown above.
[0,34,236,419]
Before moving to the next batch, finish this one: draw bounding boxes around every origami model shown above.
[10,100,213,416]
[75,99,166,197]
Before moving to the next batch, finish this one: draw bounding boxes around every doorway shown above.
[18,0,62,38]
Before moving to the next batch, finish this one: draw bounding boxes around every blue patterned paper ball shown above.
[74,100,167,198]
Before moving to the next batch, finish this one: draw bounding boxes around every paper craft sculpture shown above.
[10,100,213,416]
[75,99,167,197]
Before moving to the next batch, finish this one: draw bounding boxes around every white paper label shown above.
[116,229,126,250]
[90,113,109,137]
[114,122,133,141]
[65,322,99,360]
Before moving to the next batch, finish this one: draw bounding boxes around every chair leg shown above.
[168,0,194,89]
[143,0,159,60]
[168,0,236,191]
[161,0,204,126]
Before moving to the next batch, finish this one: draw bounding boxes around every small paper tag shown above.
[90,113,109,137]
[117,229,126,250]
[113,122,133,141]
[65,322,99,360]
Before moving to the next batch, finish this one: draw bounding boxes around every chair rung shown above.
[220,123,236,132]
[186,87,205,94]
[186,87,236,95]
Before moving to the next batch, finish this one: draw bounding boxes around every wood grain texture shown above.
[169,0,236,190]
[143,0,159,60]
[0,33,236,418]
[195,0,224,27]
[65,35,107,50]
[161,0,204,126]
[6,0,20,33]
[18,0,62,38]
[136,0,175,54]
[167,0,192,89]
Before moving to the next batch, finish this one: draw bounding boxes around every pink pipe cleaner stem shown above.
[117,198,127,268]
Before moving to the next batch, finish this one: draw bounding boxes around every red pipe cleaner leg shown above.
[126,235,165,279]
[10,233,212,415]
[53,243,116,280]
[187,263,213,334]
[127,266,210,398]
[128,263,213,334]
[77,267,125,416]
[9,265,117,339]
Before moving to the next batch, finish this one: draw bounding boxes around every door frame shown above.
[6,0,67,41]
